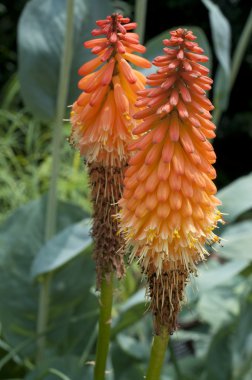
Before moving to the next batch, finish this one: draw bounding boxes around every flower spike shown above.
[71,13,150,169]
[70,14,151,283]
[118,28,223,333]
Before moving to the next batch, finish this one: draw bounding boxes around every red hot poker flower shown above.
[70,14,151,284]
[118,28,223,333]
[70,13,151,168]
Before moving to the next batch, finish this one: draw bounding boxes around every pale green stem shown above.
[94,274,114,380]
[36,0,75,362]
[146,327,169,380]
[214,9,252,126]
[135,0,148,44]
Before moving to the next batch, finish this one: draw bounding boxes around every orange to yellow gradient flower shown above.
[118,28,223,333]
[70,14,151,284]
[70,13,151,168]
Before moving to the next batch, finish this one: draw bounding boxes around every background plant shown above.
[0,0,252,379]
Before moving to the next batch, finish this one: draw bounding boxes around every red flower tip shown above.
[133,28,212,126]
[91,13,138,42]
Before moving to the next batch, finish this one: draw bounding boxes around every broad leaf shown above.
[18,0,112,120]
[202,0,231,75]
[31,218,92,278]
[218,220,252,261]
[116,334,149,360]
[206,325,233,380]
[197,260,249,292]
[232,297,252,380]
[218,173,252,222]
[112,289,146,337]
[0,197,97,358]
[202,0,231,116]
[197,286,240,332]
[111,342,146,380]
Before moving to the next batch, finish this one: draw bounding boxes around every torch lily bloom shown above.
[119,28,223,333]
[70,14,151,282]
[70,13,150,168]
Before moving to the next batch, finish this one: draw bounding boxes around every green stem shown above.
[135,0,148,44]
[146,327,169,380]
[94,274,114,380]
[36,0,75,362]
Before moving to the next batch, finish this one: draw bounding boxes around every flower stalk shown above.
[146,327,169,380]
[94,274,114,380]
[36,0,75,362]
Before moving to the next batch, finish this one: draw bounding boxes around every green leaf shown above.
[31,218,92,278]
[0,336,33,371]
[213,65,230,113]
[163,355,205,380]
[202,0,231,116]
[0,73,20,109]
[206,325,233,380]
[197,286,240,332]
[111,342,145,380]
[0,197,97,359]
[48,368,71,380]
[111,289,146,338]
[18,0,112,120]
[202,0,231,75]
[232,297,252,380]
[143,26,212,77]
[219,220,252,261]
[218,173,252,222]
[197,260,249,292]
[116,334,149,360]
[119,366,145,380]
[24,355,84,380]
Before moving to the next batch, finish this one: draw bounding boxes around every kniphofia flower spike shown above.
[119,28,223,333]
[70,14,151,282]
[71,13,150,167]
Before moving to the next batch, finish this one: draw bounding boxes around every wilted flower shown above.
[70,14,151,283]
[118,28,223,333]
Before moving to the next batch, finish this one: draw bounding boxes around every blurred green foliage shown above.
[0,0,252,379]
[0,104,91,222]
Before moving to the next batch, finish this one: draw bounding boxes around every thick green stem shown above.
[135,0,148,44]
[146,327,169,380]
[94,274,114,380]
[36,0,75,362]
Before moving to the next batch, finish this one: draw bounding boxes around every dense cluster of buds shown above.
[118,28,223,333]
[70,14,151,283]
[70,13,151,168]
